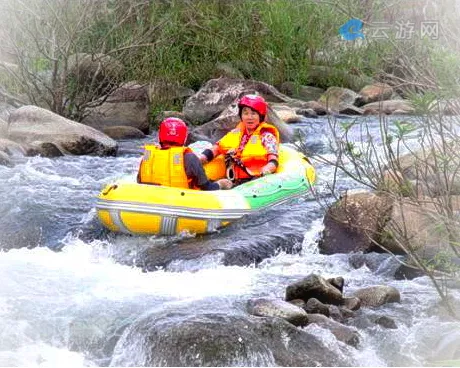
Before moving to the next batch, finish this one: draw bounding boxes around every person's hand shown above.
[198,153,207,164]
[261,163,274,176]
[216,178,233,190]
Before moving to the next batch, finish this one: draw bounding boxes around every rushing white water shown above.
[1,119,460,367]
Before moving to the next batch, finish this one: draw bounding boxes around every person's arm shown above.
[185,153,232,190]
[199,144,221,164]
[260,131,279,175]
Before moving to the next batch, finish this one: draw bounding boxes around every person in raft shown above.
[198,94,280,184]
[137,117,233,190]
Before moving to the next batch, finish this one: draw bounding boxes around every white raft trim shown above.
[96,199,250,220]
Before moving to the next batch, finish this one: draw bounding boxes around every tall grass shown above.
[2,0,460,117]
[77,0,353,89]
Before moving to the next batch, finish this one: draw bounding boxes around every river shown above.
[0,116,459,366]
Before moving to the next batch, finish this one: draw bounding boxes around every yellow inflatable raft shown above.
[96,143,315,236]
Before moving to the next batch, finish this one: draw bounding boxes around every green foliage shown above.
[66,0,363,90]
[429,45,460,98]
[3,0,460,119]
[393,120,417,139]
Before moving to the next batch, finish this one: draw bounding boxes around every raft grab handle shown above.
[102,184,118,196]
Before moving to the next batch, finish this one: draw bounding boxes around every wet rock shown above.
[338,104,364,115]
[270,103,304,124]
[348,252,401,275]
[8,105,117,157]
[355,83,393,106]
[361,100,415,115]
[306,313,360,347]
[111,311,354,367]
[339,306,356,319]
[134,231,305,271]
[328,277,345,294]
[295,108,317,118]
[318,191,393,255]
[0,102,18,123]
[328,305,355,322]
[0,138,27,156]
[319,87,360,112]
[374,315,398,329]
[83,82,150,133]
[289,299,307,310]
[278,82,325,102]
[363,107,379,115]
[328,305,343,322]
[285,274,344,306]
[301,101,328,115]
[305,298,330,317]
[382,196,460,256]
[353,285,401,307]
[183,77,291,124]
[393,148,460,197]
[0,117,8,137]
[394,264,425,280]
[102,126,145,140]
[343,297,361,311]
[30,141,64,157]
[0,150,12,167]
[247,297,309,327]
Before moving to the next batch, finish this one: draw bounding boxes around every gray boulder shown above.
[110,311,354,367]
[0,150,11,167]
[247,297,309,327]
[183,77,291,124]
[319,191,393,255]
[319,87,360,112]
[270,103,304,124]
[362,100,415,115]
[356,83,393,106]
[305,298,330,317]
[279,82,325,102]
[82,82,150,133]
[8,105,117,156]
[374,315,398,329]
[339,105,364,115]
[285,274,344,306]
[343,297,361,311]
[0,138,27,156]
[102,126,145,140]
[353,285,401,307]
[306,313,360,347]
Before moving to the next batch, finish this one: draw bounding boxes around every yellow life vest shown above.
[218,122,280,178]
[138,145,192,188]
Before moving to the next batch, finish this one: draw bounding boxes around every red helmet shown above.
[238,94,267,117]
[159,118,188,146]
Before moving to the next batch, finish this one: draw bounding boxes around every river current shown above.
[0,117,459,366]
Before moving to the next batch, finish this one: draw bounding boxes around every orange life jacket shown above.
[137,145,192,188]
[218,122,280,179]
